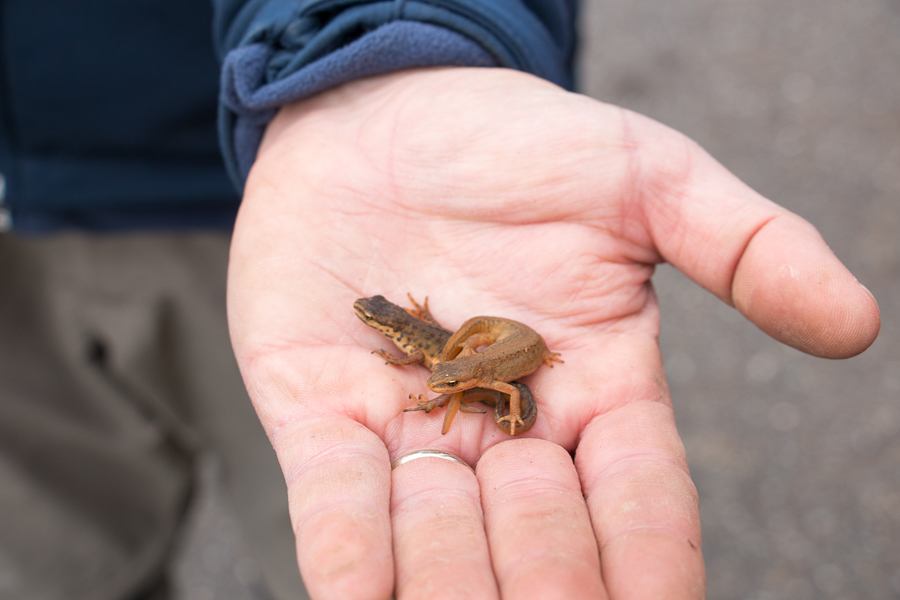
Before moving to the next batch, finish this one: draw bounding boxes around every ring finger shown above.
[390,449,499,599]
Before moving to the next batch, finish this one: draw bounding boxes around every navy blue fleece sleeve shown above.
[213,0,577,188]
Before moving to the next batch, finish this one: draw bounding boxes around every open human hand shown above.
[227,68,879,600]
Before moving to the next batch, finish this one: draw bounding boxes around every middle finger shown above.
[478,439,607,600]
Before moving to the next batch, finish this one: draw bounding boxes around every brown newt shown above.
[353,294,448,370]
[427,316,562,436]
[353,295,537,435]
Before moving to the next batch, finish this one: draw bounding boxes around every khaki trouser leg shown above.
[0,231,305,600]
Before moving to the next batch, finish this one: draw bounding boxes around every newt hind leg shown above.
[445,332,497,361]
[404,392,449,413]
[543,350,564,367]
[373,347,425,366]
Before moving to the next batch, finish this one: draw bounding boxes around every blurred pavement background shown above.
[579,0,900,598]
[174,1,900,598]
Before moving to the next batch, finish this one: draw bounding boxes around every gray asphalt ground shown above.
[175,1,900,598]
[580,0,900,597]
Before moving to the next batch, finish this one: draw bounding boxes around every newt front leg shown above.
[406,383,537,435]
[480,381,525,435]
[403,294,442,327]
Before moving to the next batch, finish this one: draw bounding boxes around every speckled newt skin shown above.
[353,295,449,370]
[428,316,562,436]
[353,295,537,435]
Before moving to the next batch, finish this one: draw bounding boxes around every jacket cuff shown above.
[219,21,495,188]
[217,1,576,190]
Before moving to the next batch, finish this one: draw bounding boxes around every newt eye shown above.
[363,312,374,321]
[445,380,459,388]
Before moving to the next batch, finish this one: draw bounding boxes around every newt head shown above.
[427,358,485,393]
[353,295,410,335]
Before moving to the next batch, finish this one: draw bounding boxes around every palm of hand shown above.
[228,69,878,599]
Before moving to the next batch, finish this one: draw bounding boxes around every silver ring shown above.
[391,449,474,472]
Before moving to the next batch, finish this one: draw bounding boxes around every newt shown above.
[353,295,537,435]
[426,316,562,436]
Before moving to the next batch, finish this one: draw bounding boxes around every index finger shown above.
[576,395,705,599]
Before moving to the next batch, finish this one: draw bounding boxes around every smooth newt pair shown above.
[353,295,561,435]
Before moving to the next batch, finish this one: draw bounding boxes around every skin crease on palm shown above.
[227,67,880,600]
